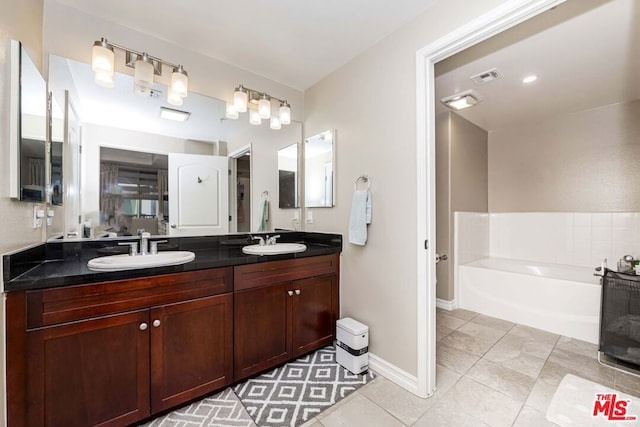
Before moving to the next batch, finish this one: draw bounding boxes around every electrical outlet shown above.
[33,206,45,228]
[306,210,313,224]
[293,211,299,223]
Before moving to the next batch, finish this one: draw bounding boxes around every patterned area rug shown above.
[234,346,375,427]
[142,388,256,427]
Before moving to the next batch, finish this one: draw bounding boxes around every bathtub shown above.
[457,257,601,343]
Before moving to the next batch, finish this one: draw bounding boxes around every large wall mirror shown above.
[10,41,48,202]
[48,55,302,237]
[49,96,64,206]
[304,130,335,208]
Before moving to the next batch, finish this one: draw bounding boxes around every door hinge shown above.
[228,169,232,175]
[424,240,429,250]
[229,215,232,222]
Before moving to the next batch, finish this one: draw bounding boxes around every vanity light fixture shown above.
[91,38,189,105]
[159,106,191,122]
[441,91,480,110]
[229,84,291,129]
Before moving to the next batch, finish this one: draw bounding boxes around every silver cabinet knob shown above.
[153,319,161,327]
[287,290,294,296]
[170,224,177,228]
[139,323,148,331]
[295,289,301,295]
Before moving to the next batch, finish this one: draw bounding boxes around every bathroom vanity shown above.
[3,232,341,426]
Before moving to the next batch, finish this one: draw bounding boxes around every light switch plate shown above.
[306,210,313,224]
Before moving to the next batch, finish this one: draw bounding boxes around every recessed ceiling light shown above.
[160,106,190,122]
[440,91,480,110]
[522,75,538,84]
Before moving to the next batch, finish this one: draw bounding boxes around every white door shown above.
[63,92,82,238]
[168,153,229,236]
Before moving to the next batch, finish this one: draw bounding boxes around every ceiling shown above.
[435,0,640,132]
[52,0,438,90]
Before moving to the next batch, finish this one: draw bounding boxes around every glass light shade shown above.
[134,55,154,94]
[249,109,262,125]
[94,71,114,88]
[91,41,114,75]
[167,89,184,106]
[270,116,281,130]
[170,66,188,98]
[234,87,248,112]
[226,102,239,119]
[258,95,271,119]
[279,102,291,125]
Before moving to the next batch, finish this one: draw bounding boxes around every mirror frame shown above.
[304,129,335,208]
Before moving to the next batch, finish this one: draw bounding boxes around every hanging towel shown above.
[258,198,270,231]
[348,190,372,245]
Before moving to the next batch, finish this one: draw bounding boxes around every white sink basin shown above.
[242,243,307,256]
[88,251,196,271]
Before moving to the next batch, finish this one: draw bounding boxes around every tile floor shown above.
[300,308,640,427]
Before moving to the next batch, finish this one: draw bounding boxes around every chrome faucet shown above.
[139,231,151,256]
[266,234,281,246]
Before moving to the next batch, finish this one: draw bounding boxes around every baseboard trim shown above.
[368,352,419,395]
[436,298,456,311]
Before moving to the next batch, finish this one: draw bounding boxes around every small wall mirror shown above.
[49,95,64,205]
[278,143,299,208]
[304,130,334,208]
[10,41,48,202]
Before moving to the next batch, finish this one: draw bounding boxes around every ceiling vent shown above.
[470,68,501,85]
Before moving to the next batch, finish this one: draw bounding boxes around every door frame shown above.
[228,144,252,233]
[414,0,565,398]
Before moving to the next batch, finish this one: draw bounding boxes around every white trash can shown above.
[336,317,369,374]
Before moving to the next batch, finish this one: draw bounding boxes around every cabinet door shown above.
[291,274,338,357]
[150,293,233,413]
[234,283,291,379]
[26,310,150,427]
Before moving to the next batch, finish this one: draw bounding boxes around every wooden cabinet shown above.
[8,268,233,427]
[234,254,339,380]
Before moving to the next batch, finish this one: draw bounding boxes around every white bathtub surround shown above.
[490,212,640,268]
[458,257,601,343]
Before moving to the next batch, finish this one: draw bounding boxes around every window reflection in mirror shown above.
[304,130,334,208]
[99,147,168,236]
[16,42,47,202]
[278,143,299,208]
[49,95,64,205]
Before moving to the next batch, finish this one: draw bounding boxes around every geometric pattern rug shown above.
[141,345,373,427]
[234,346,375,427]
[141,388,256,427]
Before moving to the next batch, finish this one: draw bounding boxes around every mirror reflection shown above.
[49,96,64,206]
[278,143,299,208]
[16,43,47,202]
[305,130,335,208]
[48,55,302,237]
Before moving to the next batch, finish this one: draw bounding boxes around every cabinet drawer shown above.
[234,254,339,291]
[26,268,233,329]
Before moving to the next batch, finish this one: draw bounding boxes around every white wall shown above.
[303,0,509,378]
[81,123,214,226]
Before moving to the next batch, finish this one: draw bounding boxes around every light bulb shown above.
[170,65,188,98]
[249,109,262,125]
[270,116,281,130]
[91,39,114,75]
[167,89,183,106]
[226,102,239,119]
[258,94,271,119]
[134,53,154,95]
[279,101,291,125]
[234,85,248,112]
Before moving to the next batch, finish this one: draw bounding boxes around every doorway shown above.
[229,145,252,233]
[415,0,564,398]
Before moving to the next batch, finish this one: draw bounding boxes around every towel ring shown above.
[354,175,370,190]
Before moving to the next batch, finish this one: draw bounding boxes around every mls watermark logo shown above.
[593,393,637,422]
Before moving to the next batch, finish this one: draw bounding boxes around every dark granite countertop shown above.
[3,231,342,292]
